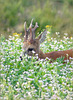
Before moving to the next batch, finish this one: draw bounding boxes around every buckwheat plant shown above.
[0,33,73,100]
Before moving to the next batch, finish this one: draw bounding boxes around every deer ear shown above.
[37,29,47,44]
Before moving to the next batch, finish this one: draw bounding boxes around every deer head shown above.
[20,19,47,60]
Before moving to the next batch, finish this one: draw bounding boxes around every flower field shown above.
[0,33,73,100]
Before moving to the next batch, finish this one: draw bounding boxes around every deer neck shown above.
[38,49,46,59]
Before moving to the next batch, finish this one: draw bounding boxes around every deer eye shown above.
[28,48,34,52]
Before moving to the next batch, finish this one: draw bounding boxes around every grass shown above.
[0,33,73,100]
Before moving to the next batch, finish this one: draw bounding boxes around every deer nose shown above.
[28,48,34,52]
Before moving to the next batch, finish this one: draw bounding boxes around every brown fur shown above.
[39,49,73,62]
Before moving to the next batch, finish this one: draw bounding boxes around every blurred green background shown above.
[0,0,73,38]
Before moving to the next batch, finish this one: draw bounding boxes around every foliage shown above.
[0,0,73,37]
[0,32,73,100]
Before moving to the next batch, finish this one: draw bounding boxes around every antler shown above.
[24,19,39,41]
[32,22,39,39]
[29,19,39,40]
[29,19,33,28]
[33,22,39,31]
[29,20,33,41]
[24,22,28,40]
[29,19,34,41]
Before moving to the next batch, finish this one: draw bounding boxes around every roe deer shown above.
[20,19,73,62]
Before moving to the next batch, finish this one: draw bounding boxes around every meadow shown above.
[0,32,73,100]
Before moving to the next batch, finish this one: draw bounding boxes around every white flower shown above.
[17,82,19,85]
[24,94,26,97]
[64,33,68,36]
[56,32,60,35]
[32,50,35,54]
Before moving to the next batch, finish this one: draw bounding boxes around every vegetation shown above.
[0,32,73,100]
[0,0,73,38]
[0,0,73,99]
